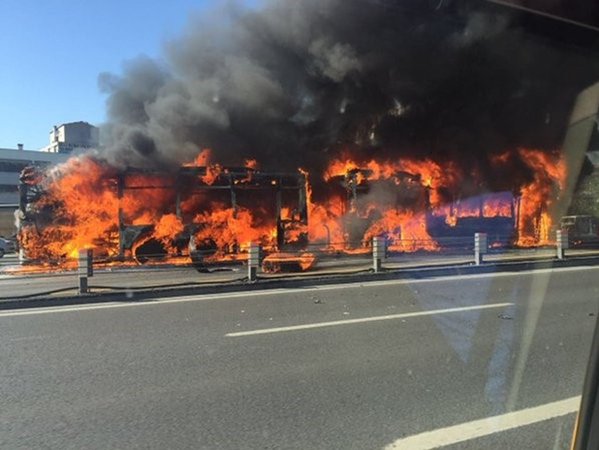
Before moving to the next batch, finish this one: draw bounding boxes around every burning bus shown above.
[16,152,309,268]
[308,148,566,253]
[15,145,566,270]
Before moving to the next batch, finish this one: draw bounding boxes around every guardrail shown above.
[0,231,596,300]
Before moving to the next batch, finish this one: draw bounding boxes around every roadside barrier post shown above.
[474,233,487,265]
[248,243,260,282]
[373,237,386,273]
[556,230,568,260]
[78,249,93,294]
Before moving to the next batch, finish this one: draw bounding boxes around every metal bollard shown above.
[474,233,488,265]
[248,243,260,282]
[18,248,26,265]
[556,230,568,260]
[78,249,93,294]
[372,237,386,273]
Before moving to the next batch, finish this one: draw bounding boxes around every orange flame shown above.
[19,157,119,260]
[153,214,184,253]
[515,149,566,246]
[192,207,277,256]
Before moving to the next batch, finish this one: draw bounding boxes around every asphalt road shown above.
[1,266,598,449]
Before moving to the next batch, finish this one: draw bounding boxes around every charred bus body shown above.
[325,169,519,249]
[116,166,308,263]
[17,163,308,264]
[325,168,434,247]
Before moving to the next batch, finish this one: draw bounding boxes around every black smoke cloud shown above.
[97,0,599,189]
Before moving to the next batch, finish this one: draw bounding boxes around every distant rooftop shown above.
[53,121,96,129]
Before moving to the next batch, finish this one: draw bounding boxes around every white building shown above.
[41,121,99,154]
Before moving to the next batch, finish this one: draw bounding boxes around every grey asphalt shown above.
[1,266,598,449]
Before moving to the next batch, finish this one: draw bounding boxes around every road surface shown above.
[1,266,598,449]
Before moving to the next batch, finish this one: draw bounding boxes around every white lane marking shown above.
[0,264,596,318]
[384,396,580,450]
[9,335,45,342]
[225,302,513,337]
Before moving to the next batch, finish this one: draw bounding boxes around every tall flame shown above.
[515,148,566,246]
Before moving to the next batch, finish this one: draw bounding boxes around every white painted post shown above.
[474,233,488,265]
[373,237,386,273]
[78,249,93,294]
[248,243,260,281]
[556,230,568,260]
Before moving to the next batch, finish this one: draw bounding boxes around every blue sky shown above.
[0,0,254,150]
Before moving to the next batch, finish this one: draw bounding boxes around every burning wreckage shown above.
[16,153,313,272]
[15,147,566,272]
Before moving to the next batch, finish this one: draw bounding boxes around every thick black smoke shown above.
[98,0,599,193]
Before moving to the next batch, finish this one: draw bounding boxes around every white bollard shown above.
[18,248,26,264]
[556,230,568,260]
[372,237,386,273]
[248,243,260,281]
[474,233,488,265]
[78,249,93,294]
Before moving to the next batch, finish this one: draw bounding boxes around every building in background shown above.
[0,146,69,237]
[41,121,99,154]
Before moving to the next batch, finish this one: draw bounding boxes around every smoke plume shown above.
[97,0,599,192]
